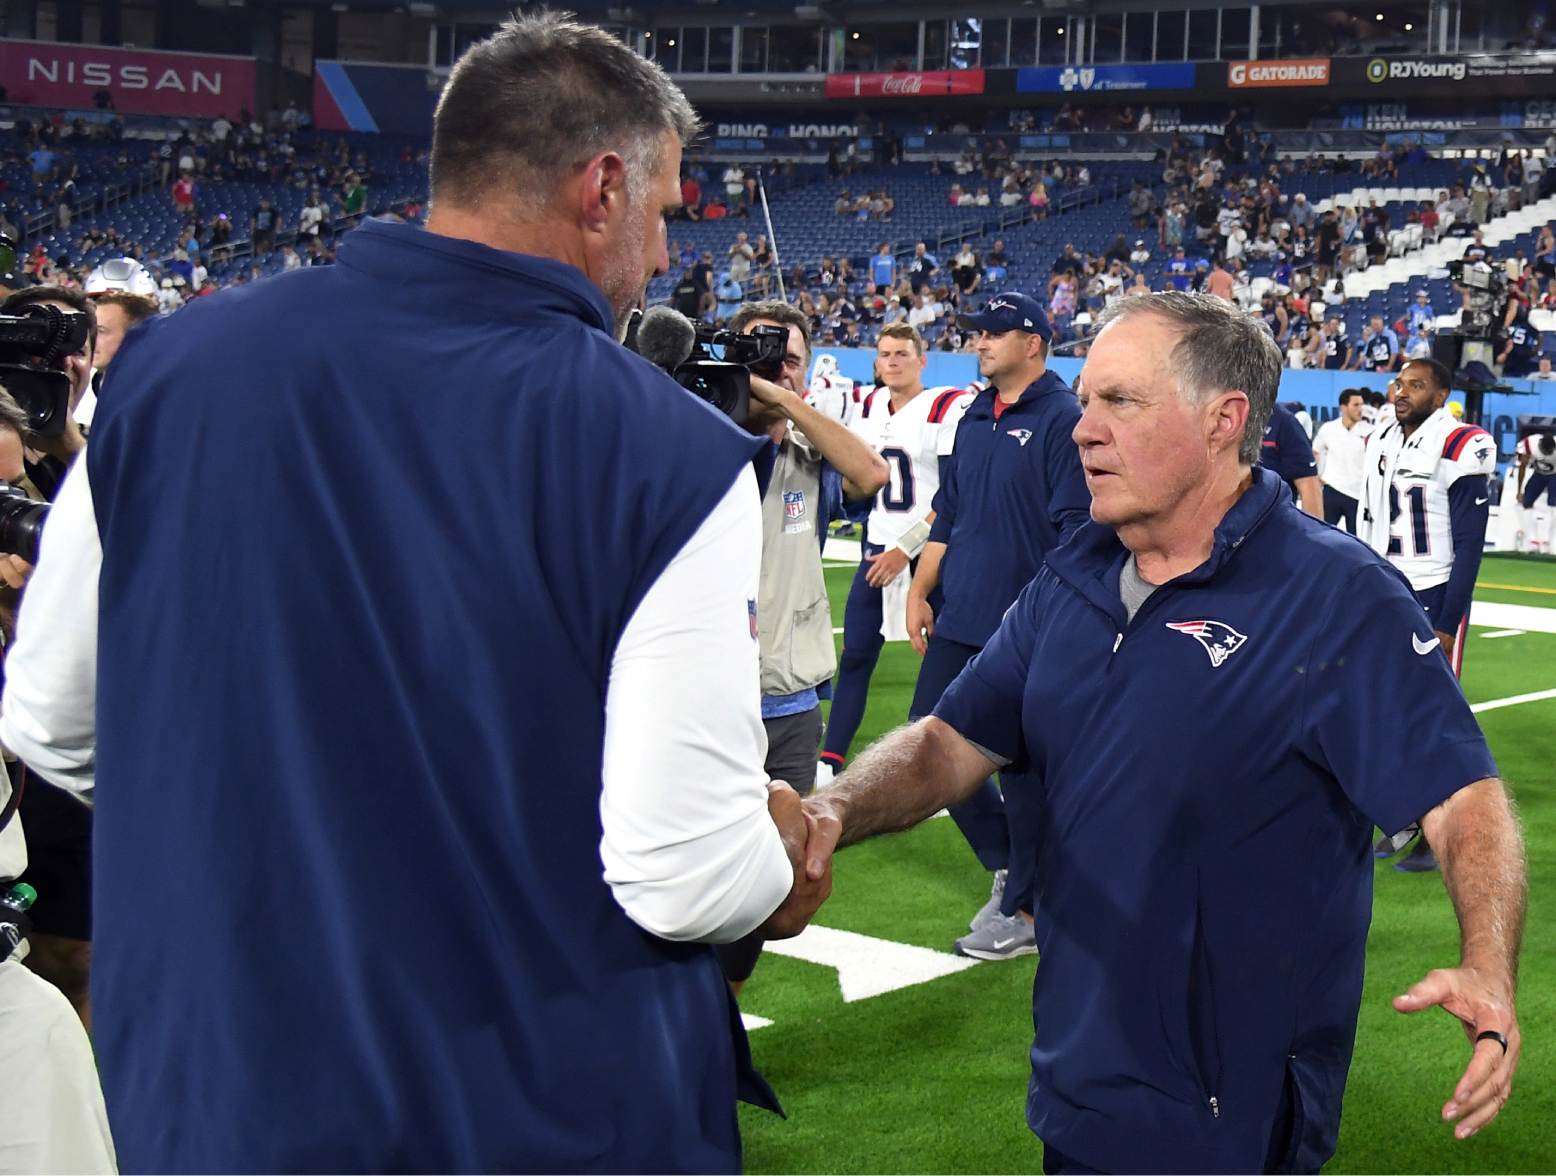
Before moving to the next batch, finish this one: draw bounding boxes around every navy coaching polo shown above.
[935,466,1495,1173]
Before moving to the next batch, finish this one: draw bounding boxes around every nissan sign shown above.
[0,40,256,118]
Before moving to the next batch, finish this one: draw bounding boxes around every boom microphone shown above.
[635,305,698,372]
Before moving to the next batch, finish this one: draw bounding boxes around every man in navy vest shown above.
[0,14,830,1171]
[802,292,1526,1173]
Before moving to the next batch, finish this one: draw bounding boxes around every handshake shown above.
[758,781,846,939]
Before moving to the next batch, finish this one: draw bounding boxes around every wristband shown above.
[895,519,933,560]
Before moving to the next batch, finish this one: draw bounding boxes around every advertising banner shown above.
[824,70,985,99]
[0,39,255,118]
[1339,53,1556,93]
[1016,62,1197,94]
[1226,58,1331,88]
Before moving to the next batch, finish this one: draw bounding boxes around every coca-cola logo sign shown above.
[825,70,986,100]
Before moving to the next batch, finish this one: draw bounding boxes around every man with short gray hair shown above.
[800,291,1526,1172]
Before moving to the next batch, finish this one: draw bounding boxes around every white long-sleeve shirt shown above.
[0,460,792,944]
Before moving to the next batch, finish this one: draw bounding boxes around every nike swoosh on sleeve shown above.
[1412,634,1441,655]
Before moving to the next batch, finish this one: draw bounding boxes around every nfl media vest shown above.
[87,219,773,1171]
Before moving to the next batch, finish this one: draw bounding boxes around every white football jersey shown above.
[1518,433,1556,477]
[852,384,975,549]
[1363,412,1496,591]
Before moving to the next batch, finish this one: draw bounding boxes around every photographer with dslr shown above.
[716,299,886,993]
[0,285,91,495]
[0,287,96,1032]
[0,384,115,1171]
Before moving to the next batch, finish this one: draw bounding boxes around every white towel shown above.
[880,568,911,642]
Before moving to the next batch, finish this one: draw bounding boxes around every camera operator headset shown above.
[0,383,115,1173]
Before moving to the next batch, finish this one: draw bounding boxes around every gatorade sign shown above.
[1227,58,1330,88]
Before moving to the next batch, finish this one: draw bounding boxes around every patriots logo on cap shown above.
[1165,620,1248,668]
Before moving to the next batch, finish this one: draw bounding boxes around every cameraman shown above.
[717,300,886,991]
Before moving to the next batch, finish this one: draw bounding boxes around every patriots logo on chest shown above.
[1165,620,1248,668]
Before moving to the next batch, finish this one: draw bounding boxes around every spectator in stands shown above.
[1127,181,1154,229]
[1533,356,1556,380]
[1534,225,1556,279]
[1403,323,1434,363]
[1286,192,1314,232]
[907,292,937,332]
[298,189,328,240]
[251,198,278,255]
[727,232,754,285]
[951,245,983,298]
[341,172,367,223]
[722,164,745,214]
[1407,289,1436,335]
[1468,167,1494,224]
[1048,270,1078,334]
[985,240,1009,286]
[869,244,896,296]
[834,191,853,217]
[1351,315,1401,372]
[1203,257,1234,302]
[907,243,939,294]
[679,172,702,221]
[703,195,728,220]
[171,172,196,217]
[280,244,302,272]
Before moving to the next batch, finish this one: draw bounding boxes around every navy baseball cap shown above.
[956,292,1052,340]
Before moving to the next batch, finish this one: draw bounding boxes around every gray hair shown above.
[430,12,699,211]
[1092,292,1280,465]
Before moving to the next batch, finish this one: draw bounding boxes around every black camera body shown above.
[0,484,48,564]
[0,303,89,439]
[1445,259,1509,337]
[672,324,789,424]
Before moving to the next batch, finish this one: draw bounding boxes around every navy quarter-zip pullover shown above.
[935,466,1495,1173]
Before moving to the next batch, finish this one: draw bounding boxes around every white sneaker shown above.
[968,868,1007,932]
[814,760,835,793]
[954,910,1037,961]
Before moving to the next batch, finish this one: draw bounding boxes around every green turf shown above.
[737,553,1556,1174]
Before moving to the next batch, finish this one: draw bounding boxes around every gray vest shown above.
[758,431,836,698]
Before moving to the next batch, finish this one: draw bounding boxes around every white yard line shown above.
[1470,688,1556,715]
[1469,600,1556,634]
[1478,629,1527,639]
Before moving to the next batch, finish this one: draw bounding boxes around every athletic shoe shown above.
[814,760,835,793]
[1375,826,1417,858]
[968,868,1007,932]
[955,910,1037,961]
[1395,839,1439,873]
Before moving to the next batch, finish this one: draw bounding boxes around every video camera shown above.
[1445,258,1509,337]
[627,306,789,425]
[0,303,88,439]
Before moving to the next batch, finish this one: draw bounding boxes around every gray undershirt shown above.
[1119,554,1160,624]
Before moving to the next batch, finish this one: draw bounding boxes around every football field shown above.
[736,551,1556,1174]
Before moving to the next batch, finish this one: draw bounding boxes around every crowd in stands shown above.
[1,107,429,306]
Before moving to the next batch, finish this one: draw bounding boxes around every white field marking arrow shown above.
[762,924,980,1003]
